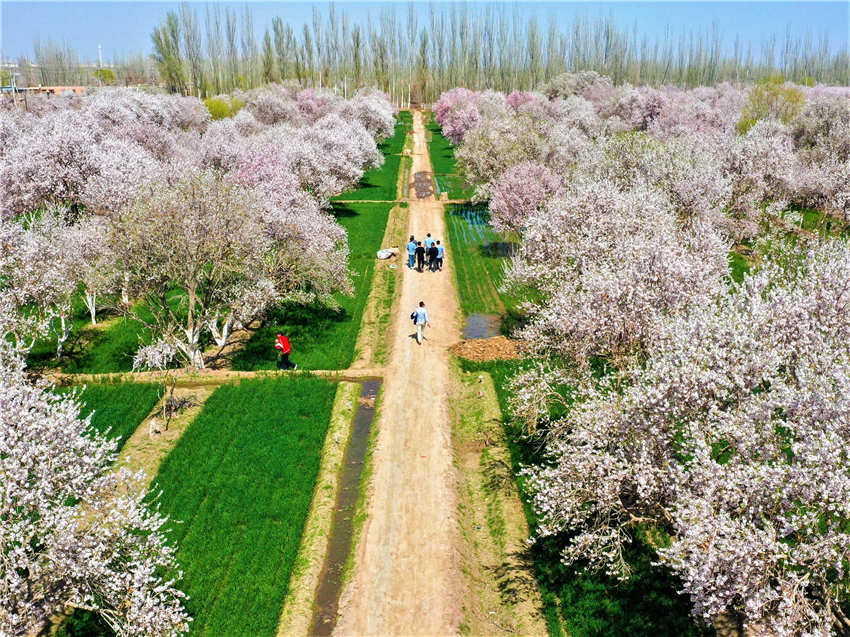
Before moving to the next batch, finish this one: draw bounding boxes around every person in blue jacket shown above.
[406,235,416,269]
[435,240,445,271]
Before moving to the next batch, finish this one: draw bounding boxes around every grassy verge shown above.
[450,361,548,636]
[457,358,708,637]
[351,203,408,368]
[424,112,475,200]
[233,202,393,371]
[276,381,361,636]
[152,375,337,636]
[378,110,413,156]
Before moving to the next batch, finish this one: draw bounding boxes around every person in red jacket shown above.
[274,332,297,370]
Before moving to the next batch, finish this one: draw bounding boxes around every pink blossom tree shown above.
[488,162,561,233]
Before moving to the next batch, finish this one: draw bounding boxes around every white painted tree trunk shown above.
[121,271,130,305]
[180,326,204,369]
[56,314,70,359]
[83,290,97,326]
[208,313,235,348]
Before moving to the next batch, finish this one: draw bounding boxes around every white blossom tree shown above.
[0,206,83,358]
[516,241,850,636]
[0,344,190,636]
[506,179,729,365]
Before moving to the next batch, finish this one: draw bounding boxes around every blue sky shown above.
[1,1,848,62]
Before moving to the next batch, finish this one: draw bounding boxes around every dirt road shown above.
[334,111,462,636]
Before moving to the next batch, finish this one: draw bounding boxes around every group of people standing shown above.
[406,233,445,272]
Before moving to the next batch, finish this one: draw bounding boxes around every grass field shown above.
[27,293,192,374]
[456,359,708,637]
[67,381,162,451]
[333,155,401,201]
[233,202,393,370]
[151,376,337,636]
[425,113,475,200]
[27,292,150,374]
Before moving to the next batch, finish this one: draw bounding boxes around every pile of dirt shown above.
[450,335,521,362]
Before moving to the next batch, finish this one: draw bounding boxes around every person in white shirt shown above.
[412,301,430,345]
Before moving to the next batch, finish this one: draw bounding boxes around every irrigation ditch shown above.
[310,380,382,635]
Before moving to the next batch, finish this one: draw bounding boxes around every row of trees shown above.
[435,73,850,634]
[7,3,847,100]
[7,41,158,88]
[149,4,849,101]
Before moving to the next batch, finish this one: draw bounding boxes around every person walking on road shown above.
[424,233,435,250]
[412,301,430,345]
[435,240,445,271]
[406,235,416,269]
[415,241,426,272]
[275,332,297,370]
[427,242,439,271]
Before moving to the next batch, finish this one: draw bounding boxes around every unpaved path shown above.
[335,111,462,636]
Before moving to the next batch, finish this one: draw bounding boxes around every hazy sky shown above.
[1,1,848,62]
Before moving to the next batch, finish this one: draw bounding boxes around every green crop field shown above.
[457,359,708,637]
[445,204,525,318]
[425,114,475,200]
[333,155,401,201]
[151,376,337,636]
[69,381,162,451]
[233,202,392,370]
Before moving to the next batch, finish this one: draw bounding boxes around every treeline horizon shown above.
[7,2,850,99]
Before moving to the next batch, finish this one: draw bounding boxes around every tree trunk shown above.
[121,271,130,306]
[55,314,70,359]
[83,290,97,326]
[182,325,204,369]
[208,313,234,348]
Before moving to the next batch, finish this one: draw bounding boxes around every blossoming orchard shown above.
[2,3,850,636]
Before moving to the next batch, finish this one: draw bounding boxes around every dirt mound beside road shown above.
[451,335,521,361]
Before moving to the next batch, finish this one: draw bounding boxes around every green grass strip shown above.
[425,114,475,199]
[152,375,337,637]
[379,113,413,155]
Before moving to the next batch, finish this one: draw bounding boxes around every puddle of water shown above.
[463,313,502,339]
[310,380,381,636]
[482,241,515,257]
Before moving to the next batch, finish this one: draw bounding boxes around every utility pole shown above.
[97,44,103,87]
